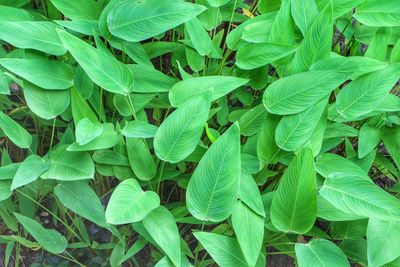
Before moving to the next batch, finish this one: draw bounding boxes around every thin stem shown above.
[49,117,56,151]
[127,94,138,120]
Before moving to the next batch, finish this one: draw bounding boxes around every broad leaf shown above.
[54,181,107,227]
[0,111,32,148]
[75,118,103,146]
[290,0,319,36]
[154,92,211,163]
[126,137,157,181]
[68,123,118,151]
[186,123,241,222]
[105,179,160,224]
[57,30,134,95]
[354,0,400,27]
[358,123,381,158]
[295,238,350,267]
[15,213,67,254]
[12,155,50,190]
[271,146,317,233]
[122,121,158,139]
[50,0,101,20]
[107,0,206,42]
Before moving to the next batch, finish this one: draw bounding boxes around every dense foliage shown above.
[0,0,400,266]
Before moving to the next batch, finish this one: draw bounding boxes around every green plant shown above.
[0,0,400,266]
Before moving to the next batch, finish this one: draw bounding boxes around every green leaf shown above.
[295,238,350,267]
[0,5,34,21]
[290,1,333,73]
[263,70,348,115]
[107,0,206,42]
[275,96,327,151]
[194,232,247,267]
[54,181,107,227]
[126,137,157,181]
[14,213,67,254]
[381,126,400,170]
[122,121,158,139]
[271,146,317,233]
[238,104,267,137]
[290,0,319,36]
[154,92,211,163]
[105,179,160,224]
[236,43,298,70]
[128,65,176,93]
[169,76,248,107]
[75,118,103,146]
[358,123,381,158]
[336,64,400,120]
[41,145,94,181]
[268,0,296,46]
[232,201,264,266]
[320,173,400,221]
[0,111,32,149]
[23,82,70,120]
[0,58,73,90]
[257,114,280,164]
[12,155,50,190]
[57,30,134,95]
[186,123,241,222]
[354,0,400,27]
[50,0,101,20]
[0,21,66,55]
[185,17,213,56]
[367,219,400,267]
[68,123,118,151]
[206,0,231,7]
[142,206,181,267]
[239,170,265,217]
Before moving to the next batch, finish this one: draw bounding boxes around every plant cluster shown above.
[0,0,400,266]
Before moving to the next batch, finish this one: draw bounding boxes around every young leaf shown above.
[186,123,241,222]
[122,121,158,139]
[75,118,103,146]
[295,239,350,267]
[57,30,134,95]
[270,146,317,233]
[0,58,73,90]
[0,111,32,149]
[154,92,211,163]
[107,0,206,42]
[14,213,67,254]
[105,179,160,225]
[68,123,118,151]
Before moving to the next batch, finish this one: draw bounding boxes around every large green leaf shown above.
[142,207,181,267]
[107,0,206,42]
[0,5,34,21]
[238,104,267,137]
[295,239,350,267]
[128,64,176,93]
[336,64,400,120]
[290,0,319,36]
[185,17,212,56]
[194,232,247,267]
[57,30,134,95]
[257,114,280,164]
[50,0,101,20]
[54,181,107,227]
[23,83,70,120]
[354,0,400,27]
[154,92,211,163]
[41,145,94,181]
[263,70,348,115]
[186,123,241,222]
[169,76,248,107]
[236,43,298,70]
[320,173,400,220]
[12,155,50,190]
[367,219,400,266]
[0,58,73,90]
[126,137,157,181]
[105,179,159,225]
[239,170,265,217]
[67,123,118,151]
[0,111,32,149]
[271,146,317,233]
[14,213,67,254]
[358,123,381,158]
[0,21,66,55]
[290,1,333,73]
[232,201,264,267]
[275,96,327,151]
